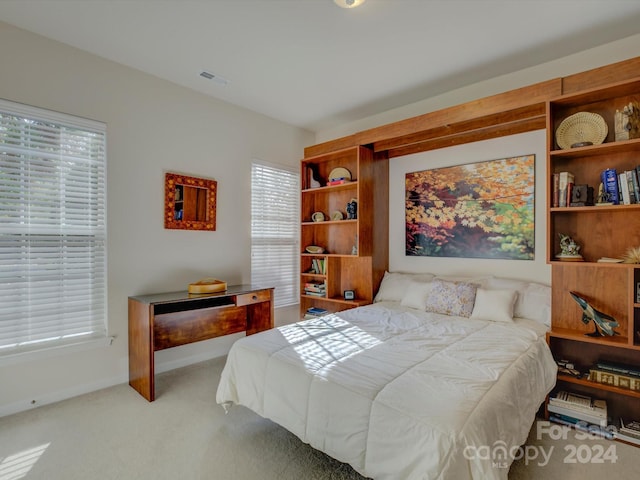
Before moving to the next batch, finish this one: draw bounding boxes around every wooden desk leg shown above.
[128,299,155,401]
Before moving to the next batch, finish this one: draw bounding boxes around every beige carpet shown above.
[0,356,638,479]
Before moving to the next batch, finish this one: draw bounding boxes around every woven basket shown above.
[556,112,608,149]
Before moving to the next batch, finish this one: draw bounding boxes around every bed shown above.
[216,273,558,479]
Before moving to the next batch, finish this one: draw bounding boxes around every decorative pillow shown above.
[400,281,433,310]
[471,288,518,323]
[374,271,434,303]
[424,279,478,317]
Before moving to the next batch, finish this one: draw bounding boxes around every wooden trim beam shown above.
[375,103,546,153]
[387,115,546,158]
[304,79,561,158]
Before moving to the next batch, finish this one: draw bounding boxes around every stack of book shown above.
[303,306,328,320]
[548,391,608,427]
[589,360,640,392]
[615,418,640,445]
[304,282,326,297]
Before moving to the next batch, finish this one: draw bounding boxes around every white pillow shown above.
[486,277,551,326]
[516,282,551,326]
[434,274,492,288]
[400,281,433,310]
[374,271,434,303]
[471,288,518,323]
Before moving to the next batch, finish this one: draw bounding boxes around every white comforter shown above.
[216,302,557,480]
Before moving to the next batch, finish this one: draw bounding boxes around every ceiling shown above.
[1,0,640,133]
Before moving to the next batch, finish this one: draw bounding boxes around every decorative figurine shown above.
[557,233,583,261]
[595,182,613,206]
[569,184,594,206]
[346,198,357,220]
[569,291,620,337]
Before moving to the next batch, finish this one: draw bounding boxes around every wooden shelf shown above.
[302,181,358,194]
[548,328,636,350]
[557,374,640,399]
[299,145,389,317]
[547,75,640,437]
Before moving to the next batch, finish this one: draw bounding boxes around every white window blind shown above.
[251,161,299,307]
[0,99,107,357]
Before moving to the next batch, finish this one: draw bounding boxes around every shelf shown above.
[548,328,637,350]
[300,294,368,307]
[301,272,326,279]
[556,374,640,400]
[301,253,359,258]
[302,181,358,194]
[301,219,357,226]
[549,138,640,159]
[549,261,631,268]
[550,204,640,213]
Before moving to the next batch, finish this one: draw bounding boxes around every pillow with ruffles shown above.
[424,279,478,317]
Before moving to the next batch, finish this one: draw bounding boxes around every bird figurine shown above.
[569,291,619,337]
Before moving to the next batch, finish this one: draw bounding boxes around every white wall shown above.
[315,33,640,143]
[389,131,549,284]
[0,22,313,416]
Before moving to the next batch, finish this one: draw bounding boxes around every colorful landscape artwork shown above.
[405,155,535,259]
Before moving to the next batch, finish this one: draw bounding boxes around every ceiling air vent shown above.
[199,71,229,86]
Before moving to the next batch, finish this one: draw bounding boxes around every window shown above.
[0,99,107,358]
[251,161,299,307]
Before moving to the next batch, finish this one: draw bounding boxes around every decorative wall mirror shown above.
[164,172,217,231]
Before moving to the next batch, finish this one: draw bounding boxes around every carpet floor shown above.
[0,356,638,479]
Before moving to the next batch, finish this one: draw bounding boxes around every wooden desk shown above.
[128,285,274,401]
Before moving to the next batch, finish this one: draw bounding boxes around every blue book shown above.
[601,168,620,205]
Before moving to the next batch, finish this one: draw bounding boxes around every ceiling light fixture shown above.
[334,0,366,8]
[200,70,229,86]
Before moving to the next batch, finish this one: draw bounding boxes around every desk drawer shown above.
[236,290,271,306]
[153,305,246,350]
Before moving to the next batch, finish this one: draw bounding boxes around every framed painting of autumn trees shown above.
[405,155,535,260]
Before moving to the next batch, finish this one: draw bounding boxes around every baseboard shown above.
[0,372,128,418]
[0,335,239,418]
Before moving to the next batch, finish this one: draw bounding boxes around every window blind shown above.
[251,162,299,307]
[0,99,107,356]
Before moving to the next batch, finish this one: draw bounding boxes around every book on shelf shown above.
[311,258,326,275]
[304,306,329,320]
[615,430,640,445]
[596,257,624,263]
[626,170,638,204]
[596,360,640,377]
[548,414,614,439]
[548,391,607,426]
[601,168,620,205]
[552,173,560,208]
[589,368,640,391]
[619,172,631,204]
[306,307,328,315]
[557,171,574,207]
[615,418,640,445]
[620,418,640,435]
[327,178,349,186]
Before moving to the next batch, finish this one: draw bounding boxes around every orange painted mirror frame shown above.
[164,172,217,231]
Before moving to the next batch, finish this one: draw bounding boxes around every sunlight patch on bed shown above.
[280,314,382,371]
[0,443,50,480]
